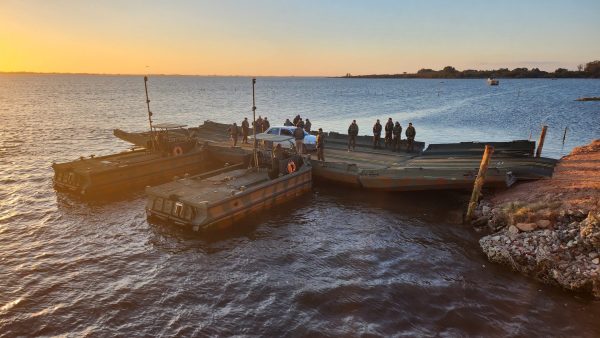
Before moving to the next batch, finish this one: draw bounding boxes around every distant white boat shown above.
[487,77,499,86]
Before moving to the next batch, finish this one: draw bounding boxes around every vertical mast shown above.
[144,76,154,150]
[252,78,258,167]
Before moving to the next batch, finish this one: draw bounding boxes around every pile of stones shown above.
[474,200,600,297]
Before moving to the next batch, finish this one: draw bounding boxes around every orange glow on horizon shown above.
[1,1,597,76]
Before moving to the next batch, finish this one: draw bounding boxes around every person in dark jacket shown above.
[392,121,402,152]
[405,122,416,152]
[297,118,305,129]
[372,119,382,149]
[316,128,325,161]
[347,120,359,151]
[263,117,270,131]
[304,119,312,133]
[284,118,293,126]
[294,125,305,154]
[241,117,250,144]
[293,115,301,126]
[228,122,239,147]
[384,118,394,149]
[255,116,264,133]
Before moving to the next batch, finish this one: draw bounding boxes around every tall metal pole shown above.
[252,78,258,167]
[144,76,154,150]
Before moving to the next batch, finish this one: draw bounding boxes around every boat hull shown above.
[52,148,222,197]
[311,161,511,191]
[146,166,312,231]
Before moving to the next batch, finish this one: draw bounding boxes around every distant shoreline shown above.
[339,74,598,79]
[2,71,597,79]
[340,61,600,79]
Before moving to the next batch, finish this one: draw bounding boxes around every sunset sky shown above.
[1,0,599,76]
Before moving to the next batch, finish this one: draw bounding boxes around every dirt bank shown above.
[475,140,600,297]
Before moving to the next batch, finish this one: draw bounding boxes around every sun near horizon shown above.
[1,0,599,76]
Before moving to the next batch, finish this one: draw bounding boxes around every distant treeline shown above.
[343,60,600,79]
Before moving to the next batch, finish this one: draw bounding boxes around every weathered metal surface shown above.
[52,148,223,197]
[423,140,535,157]
[310,138,556,191]
[71,120,558,197]
[153,123,187,129]
[146,164,312,231]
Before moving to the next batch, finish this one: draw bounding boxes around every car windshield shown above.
[281,129,293,136]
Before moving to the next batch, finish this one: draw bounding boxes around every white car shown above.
[262,126,317,151]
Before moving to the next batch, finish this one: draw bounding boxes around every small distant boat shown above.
[487,77,499,86]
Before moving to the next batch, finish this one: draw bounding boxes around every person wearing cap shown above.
[384,117,394,149]
[372,119,382,149]
[304,118,312,133]
[392,121,402,152]
[294,123,305,154]
[228,122,239,147]
[241,117,250,144]
[316,128,325,161]
[347,120,359,151]
[405,122,416,152]
[254,115,264,133]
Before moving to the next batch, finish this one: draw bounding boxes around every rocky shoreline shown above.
[473,140,600,297]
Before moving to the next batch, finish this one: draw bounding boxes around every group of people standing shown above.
[228,115,416,158]
[228,117,251,147]
[347,119,416,153]
[285,115,312,133]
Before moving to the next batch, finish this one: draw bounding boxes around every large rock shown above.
[580,212,600,248]
[516,222,537,232]
[536,219,552,229]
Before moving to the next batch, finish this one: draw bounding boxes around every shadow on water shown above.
[314,184,471,224]
[53,189,147,206]
[145,193,318,249]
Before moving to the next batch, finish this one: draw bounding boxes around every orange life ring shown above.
[172,146,184,156]
[287,160,297,174]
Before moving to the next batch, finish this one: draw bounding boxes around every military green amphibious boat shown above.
[145,134,312,231]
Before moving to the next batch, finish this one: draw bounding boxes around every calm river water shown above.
[0,75,599,336]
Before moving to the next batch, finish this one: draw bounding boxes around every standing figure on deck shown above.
[304,119,312,133]
[384,117,394,149]
[406,122,416,153]
[241,117,250,144]
[284,118,293,126]
[263,117,270,131]
[294,124,305,154]
[316,128,325,161]
[229,122,239,147]
[372,119,382,149]
[347,120,359,151]
[297,118,305,129]
[293,114,301,126]
[392,121,402,152]
[255,115,264,133]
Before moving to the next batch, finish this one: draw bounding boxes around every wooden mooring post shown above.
[535,125,548,158]
[465,145,494,223]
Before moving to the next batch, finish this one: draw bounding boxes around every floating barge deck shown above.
[312,140,556,191]
[52,145,252,197]
[110,121,557,194]
[146,165,312,231]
